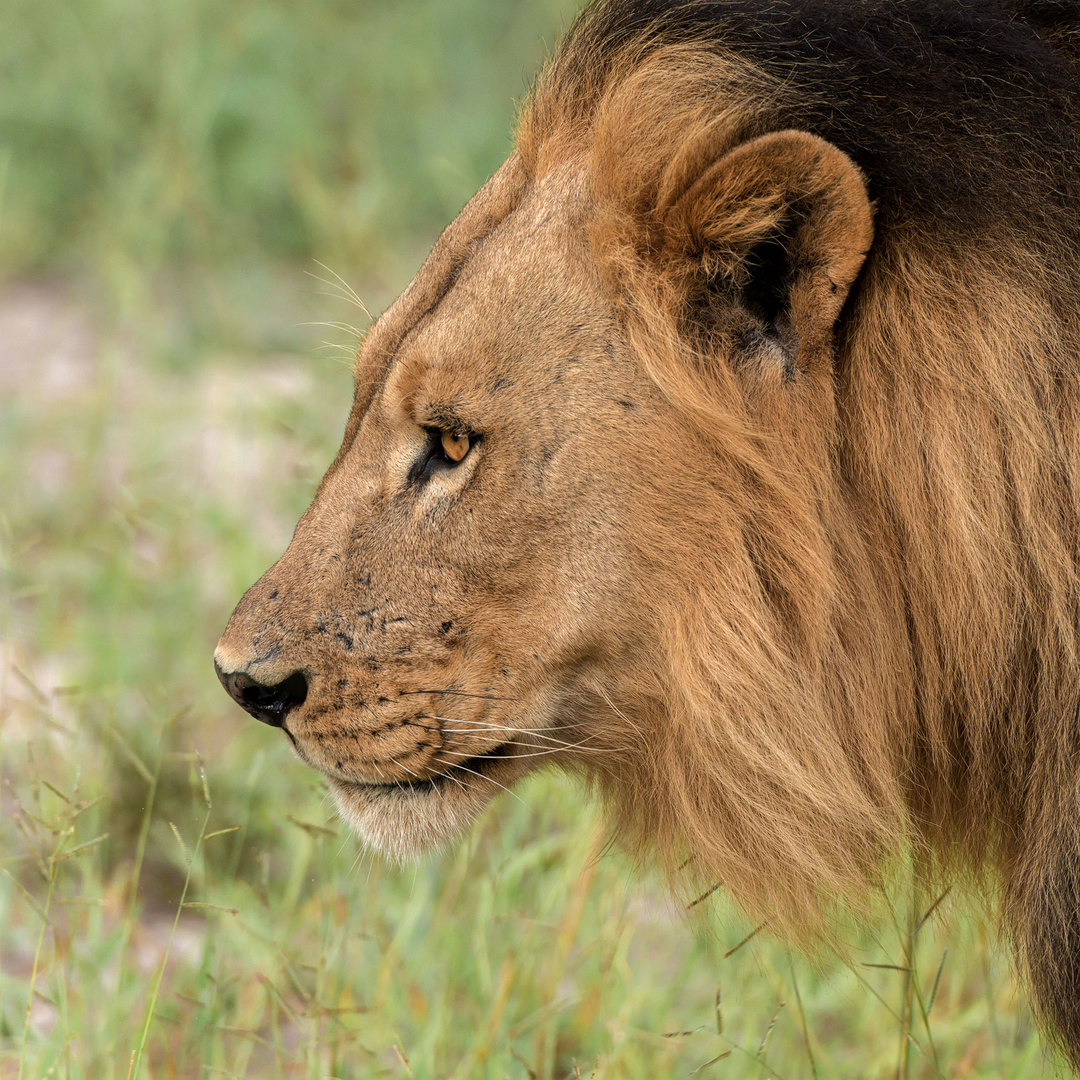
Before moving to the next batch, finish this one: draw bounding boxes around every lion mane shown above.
[217,0,1080,1063]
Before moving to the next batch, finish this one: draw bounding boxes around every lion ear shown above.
[659,130,873,376]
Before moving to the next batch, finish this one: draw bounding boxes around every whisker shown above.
[597,687,647,745]
[314,343,359,368]
[335,833,355,864]
[402,719,443,733]
[441,736,617,756]
[374,752,466,793]
[297,318,364,336]
[423,761,467,791]
[399,689,516,701]
[306,261,374,319]
[423,714,572,742]
[375,757,420,798]
[303,289,369,324]
[423,716,564,731]
[421,715,615,752]
[425,714,584,734]
[432,758,525,805]
[436,740,610,759]
[346,848,363,877]
[391,759,423,781]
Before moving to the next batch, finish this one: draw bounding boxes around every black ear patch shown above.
[740,232,793,338]
[691,225,801,381]
[737,230,799,375]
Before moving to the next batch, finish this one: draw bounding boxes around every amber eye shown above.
[440,431,471,463]
[408,427,477,487]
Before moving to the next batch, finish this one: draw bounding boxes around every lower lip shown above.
[354,742,512,792]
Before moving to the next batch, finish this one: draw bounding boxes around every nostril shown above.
[238,671,308,720]
[215,662,308,728]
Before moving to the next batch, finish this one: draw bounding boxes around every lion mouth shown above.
[350,741,514,795]
[326,735,541,859]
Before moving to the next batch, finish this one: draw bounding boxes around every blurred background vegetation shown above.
[0,0,1068,1077]
[0,0,575,346]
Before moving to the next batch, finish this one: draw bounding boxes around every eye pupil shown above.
[440,431,470,463]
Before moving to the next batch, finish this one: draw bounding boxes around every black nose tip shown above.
[215,663,308,727]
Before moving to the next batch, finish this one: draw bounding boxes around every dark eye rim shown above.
[407,426,480,487]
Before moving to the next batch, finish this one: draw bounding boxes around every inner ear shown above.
[663,130,874,378]
[737,228,799,368]
[741,231,792,330]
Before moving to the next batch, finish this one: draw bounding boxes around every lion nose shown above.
[215,663,308,728]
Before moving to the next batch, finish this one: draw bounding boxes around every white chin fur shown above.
[328,776,495,861]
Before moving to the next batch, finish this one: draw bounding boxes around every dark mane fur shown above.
[542,0,1080,244]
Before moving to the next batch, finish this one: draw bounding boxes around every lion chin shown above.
[325,751,531,862]
[327,777,491,862]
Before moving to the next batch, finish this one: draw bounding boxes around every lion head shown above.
[215,100,891,883]
[216,0,1080,1062]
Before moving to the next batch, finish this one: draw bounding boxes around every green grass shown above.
[0,0,1072,1076]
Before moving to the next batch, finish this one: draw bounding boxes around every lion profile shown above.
[215,0,1080,1064]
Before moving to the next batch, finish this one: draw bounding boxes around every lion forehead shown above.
[381,192,617,414]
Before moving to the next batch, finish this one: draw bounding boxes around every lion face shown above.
[215,161,664,856]
[217,98,875,864]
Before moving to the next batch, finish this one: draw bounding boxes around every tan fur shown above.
[217,15,1080,1063]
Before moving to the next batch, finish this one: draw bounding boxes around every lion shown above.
[215,0,1080,1064]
